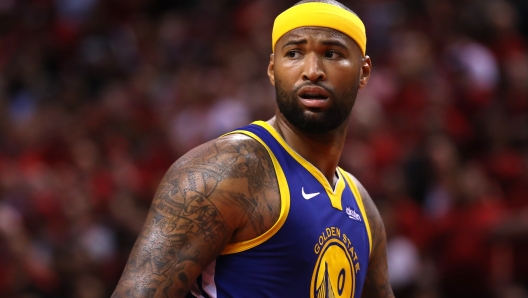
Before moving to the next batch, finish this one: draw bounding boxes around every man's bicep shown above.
[360,212,394,298]
[113,148,243,297]
[350,176,394,298]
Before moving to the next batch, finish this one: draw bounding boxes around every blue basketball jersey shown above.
[190,121,372,298]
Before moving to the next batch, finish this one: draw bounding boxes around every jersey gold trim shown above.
[253,121,346,210]
[219,130,290,254]
[340,169,372,256]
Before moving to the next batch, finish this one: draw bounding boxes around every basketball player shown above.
[112,0,394,297]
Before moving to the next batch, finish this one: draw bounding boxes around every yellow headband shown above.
[272,2,366,55]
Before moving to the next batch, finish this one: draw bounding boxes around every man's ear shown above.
[267,53,275,86]
[358,55,372,89]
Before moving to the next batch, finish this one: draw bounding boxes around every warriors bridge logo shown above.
[311,227,361,298]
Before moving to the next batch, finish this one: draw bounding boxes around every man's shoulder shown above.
[339,169,384,234]
[340,169,368,194]
[158,131,280,242]
[165,133,271,182]
[177,133,263,163]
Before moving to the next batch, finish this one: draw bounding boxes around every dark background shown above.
[0,0,527,297]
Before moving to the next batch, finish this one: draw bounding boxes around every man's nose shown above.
[302,53,326,82]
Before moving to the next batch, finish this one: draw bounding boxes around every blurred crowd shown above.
[0,0,527,297]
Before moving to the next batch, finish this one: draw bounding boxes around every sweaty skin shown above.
[112,25,394,298]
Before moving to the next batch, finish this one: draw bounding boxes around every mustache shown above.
[293,82,334,96]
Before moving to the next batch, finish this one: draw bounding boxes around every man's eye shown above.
[287,51,301,58]
[325,51,340,59]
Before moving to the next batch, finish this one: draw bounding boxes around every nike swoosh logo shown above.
[302,187,320,200]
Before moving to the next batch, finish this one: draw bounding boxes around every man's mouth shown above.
[300,93,328,100]
[298,86,330,100]
[297,86,331,109]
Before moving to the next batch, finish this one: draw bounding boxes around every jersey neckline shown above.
[252,120,346,210]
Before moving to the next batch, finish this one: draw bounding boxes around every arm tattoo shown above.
[112,137,279,298]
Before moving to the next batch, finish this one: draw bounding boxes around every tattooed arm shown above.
[352,177,395,298]
[112,135,280,298]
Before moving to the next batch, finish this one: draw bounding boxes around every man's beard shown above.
[275,79,358,134]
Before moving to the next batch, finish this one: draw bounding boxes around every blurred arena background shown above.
[0,0,527,297]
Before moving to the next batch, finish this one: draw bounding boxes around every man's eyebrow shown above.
[320,39,348,49]
[282,39,307,49]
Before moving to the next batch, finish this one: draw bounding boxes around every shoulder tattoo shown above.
[112,136,279,298]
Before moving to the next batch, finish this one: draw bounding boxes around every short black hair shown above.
[294,0,356,15]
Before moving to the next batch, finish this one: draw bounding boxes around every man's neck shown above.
[267,114,348,187]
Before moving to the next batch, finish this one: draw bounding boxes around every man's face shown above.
[268,27,370,134]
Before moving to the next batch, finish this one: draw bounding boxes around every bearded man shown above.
[112,1,394,297]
